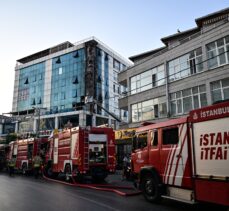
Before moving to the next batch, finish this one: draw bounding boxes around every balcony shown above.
[119,96,128,110]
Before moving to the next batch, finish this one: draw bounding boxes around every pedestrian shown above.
[122,154,128,180]
[33,154,42,178]
[8,155,16,176]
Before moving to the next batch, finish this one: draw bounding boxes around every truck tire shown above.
[64,164,71,174]
[22,163,27,175]
[142,173,161,203]
[64,164,71,181]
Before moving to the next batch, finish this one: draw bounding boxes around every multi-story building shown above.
[12,37,131,135]
[0,115,16,140]
[119,8,229,128]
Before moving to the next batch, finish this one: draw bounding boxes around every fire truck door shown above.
[148,130,160,170]
[133,132,149,172]
[53,138,58,164]
[161,124,189,187]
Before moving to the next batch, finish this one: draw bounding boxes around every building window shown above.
[130,64,165,94]
[113,71,118,81]
[61,79,66,87]
[32,75,36,82]
[32,86,36,94]
[37,97,42,104]
[54,93,58,101]
[113,59,120,71]
[56,57,61,64]
[24,78,29,85]
[168,48,203,82]
[72,89,77,98]
[61,92,65,100]
[73,51,79,58]
[97,49,101,57]
[38,73,42,80]
[211,77,229,103]
[131,96,167,122]
[105,54,109,61]
[72,75,78,84]
[31,98,35,105]
[97,75,102,83]
[152,74,156,87]
[207,36,229,69]
[59,67,63,75]
[170,85,207,116]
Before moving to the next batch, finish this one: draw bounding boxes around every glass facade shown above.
[207,35,229,69]
[168,48,203,81]
[17,62,45,111]
[16,44,127,123]
[130,64,165,94]
[131,96,167,122]
[170,85,207,116]
[211,77,229,103]
[50,49,85,113]
[96,49,122,118]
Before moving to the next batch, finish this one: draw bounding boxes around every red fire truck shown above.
[7,137,48,174]
[46,126,116,181]
[132,101,229,206]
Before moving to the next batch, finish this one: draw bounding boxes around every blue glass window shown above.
[61,92,65,100]
[31,98,35,105]
[54,93,58,101]
[61,79,66,87]
[72,89,77,98]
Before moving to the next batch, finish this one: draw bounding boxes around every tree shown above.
[5,133,17,144]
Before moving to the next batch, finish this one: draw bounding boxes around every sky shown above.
[0,0,228,114]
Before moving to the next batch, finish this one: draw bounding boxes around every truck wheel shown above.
[64,164,71,181]
[142,174,161,203]
[22,163,27,175]
[64,164,71,174]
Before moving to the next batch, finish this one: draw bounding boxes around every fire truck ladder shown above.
[84,130,89,171]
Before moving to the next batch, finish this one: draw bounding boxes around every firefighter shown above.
[8,155,16,176]
[33,154,42,178]
[122,154,128,180]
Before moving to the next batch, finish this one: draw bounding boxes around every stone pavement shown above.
[105,170,135,188]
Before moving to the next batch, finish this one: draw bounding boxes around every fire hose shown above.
[42,172,141,197]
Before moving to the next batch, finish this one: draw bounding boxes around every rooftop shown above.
[17,41,74,64]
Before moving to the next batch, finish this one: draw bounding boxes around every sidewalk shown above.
[105,170,134,188]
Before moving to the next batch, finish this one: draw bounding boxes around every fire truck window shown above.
[89,144,106,163]
[132,136,137,151]
[162,127,179,145]
[150,130,158,146]
[136,132,147,149]
[28,144,33,159]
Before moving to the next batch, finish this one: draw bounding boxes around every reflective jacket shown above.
[33,155,42,168]
[8,158,16,167]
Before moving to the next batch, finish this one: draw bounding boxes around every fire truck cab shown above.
[132,101,229,206]
[46,126,115,181]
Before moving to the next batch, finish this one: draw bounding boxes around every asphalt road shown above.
[0,173,227,211]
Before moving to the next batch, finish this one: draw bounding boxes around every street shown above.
[0,173,227,211]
